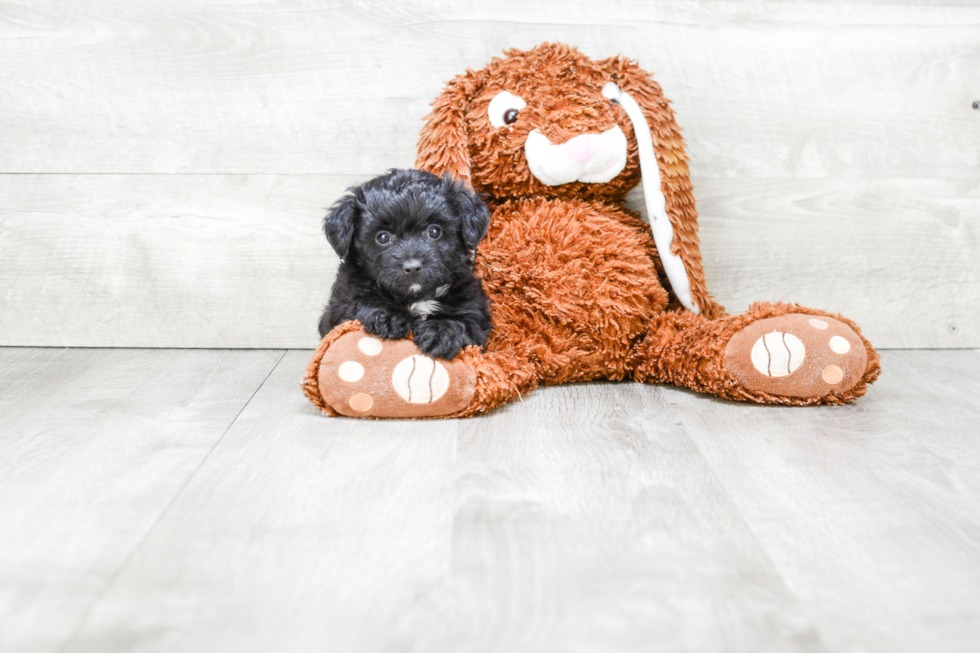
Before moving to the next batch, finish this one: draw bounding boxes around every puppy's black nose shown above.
[402,259,422,277]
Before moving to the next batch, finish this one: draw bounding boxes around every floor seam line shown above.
[666,401,836,653]
[55,349,287,653]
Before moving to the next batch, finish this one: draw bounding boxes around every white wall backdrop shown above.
[1,0,977,348]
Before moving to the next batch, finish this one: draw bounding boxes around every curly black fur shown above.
[318,169,492,360]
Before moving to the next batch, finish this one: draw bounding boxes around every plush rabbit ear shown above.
[600,57,720,317]
[416,74,476,185]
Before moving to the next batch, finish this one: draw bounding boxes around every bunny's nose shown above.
[564,133,601,164]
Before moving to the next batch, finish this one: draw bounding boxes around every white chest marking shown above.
[409,299,441,320]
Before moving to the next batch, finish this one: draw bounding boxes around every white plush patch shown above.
[488,91,527,128]
[337,360,365,382]
[829,336,851,354]
[392,355,449,404]
[409,283,422,294]
[358,337,383,356]
[524,126,627,187]
[602,82,699,314]
[409,299,441,320]
[435,284,450,298]
[751,331,806,378]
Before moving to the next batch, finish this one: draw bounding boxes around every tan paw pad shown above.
[317,330,476,418]
[821,365,844,385]
[726,314,868,399]
[348,392,374,412]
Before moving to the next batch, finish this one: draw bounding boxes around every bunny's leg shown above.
[632,302,880,405]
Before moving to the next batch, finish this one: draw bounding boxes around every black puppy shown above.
[318,169,492,360]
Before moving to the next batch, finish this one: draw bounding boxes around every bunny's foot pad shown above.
[725,313,869,400]
[317,330,477,418]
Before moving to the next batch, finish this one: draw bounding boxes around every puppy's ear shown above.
[322,192,360,260]
[443,174,490,250]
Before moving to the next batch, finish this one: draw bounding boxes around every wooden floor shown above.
[1,348,979,653]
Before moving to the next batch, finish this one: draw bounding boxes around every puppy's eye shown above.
[488,90,527,129]
[375,231,391,245]
[426,225,442,240]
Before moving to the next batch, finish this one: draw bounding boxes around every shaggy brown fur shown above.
[416,43,717,316]
[304,43,880,417]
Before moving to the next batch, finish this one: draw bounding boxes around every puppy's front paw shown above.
[363,309,414,341]
[413,319,472,360]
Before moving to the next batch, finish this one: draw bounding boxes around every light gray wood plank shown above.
[2,1,977,350]
[60,351,461,653]
[4,347,979,652]
[844,349,980,519]
[2,174,975,349]
[405,383,824,652]
[677,177,980,349]
[0,347,284,653]
[666,349,980,653]
[0,174,355,348]
[62,358,823,653]
[0,1,976,178]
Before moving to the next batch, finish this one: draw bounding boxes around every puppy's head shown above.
[323,168,489,298]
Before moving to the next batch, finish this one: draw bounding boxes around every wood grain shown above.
[59,353,824,653]
[411,383,825,652]
[1,174,975,348]
[0,1,976,348]
[59,351,462,653]
[673,177,980,349]
[3,348,980,651]
[0,174,355,348]
[668,349,980,653]
[0,1,976,177]
[0,347,283,653]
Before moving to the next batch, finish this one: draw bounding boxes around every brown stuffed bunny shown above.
[304,43,880,418]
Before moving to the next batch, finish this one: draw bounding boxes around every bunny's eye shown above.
[488,91,527,129]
